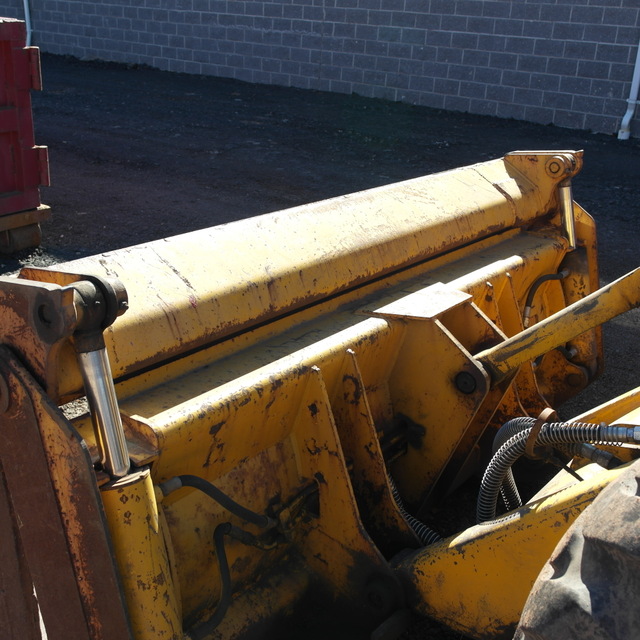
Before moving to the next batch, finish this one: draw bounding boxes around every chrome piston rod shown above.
[559,178,577,251]
[69,277,130,479]
[77,348,130,478]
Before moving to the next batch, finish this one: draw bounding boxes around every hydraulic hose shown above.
[158,474,275,529]
[160,475,277,636]
[389,475,441,546]
[489,418,625,515]
[491,417,532,511]
[186,523,232,640]
[565,443,623,470]
[478,420,640,523]
[522,270,569,328]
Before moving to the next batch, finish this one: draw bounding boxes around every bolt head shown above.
[455,371,477,394]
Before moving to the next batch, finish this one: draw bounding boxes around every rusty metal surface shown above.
[149,361,398,631]
[0,151,621,638]
[396,462,627,640]
[0,459,41,640]
[0,276,77,399]
[476,266,640,385]
[21,153,575,400]
[327,348,421,555]
[0,346,132,640]
[102,228,589,627]
[101,469,181,640]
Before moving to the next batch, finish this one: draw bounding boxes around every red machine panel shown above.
[0,17,49,218]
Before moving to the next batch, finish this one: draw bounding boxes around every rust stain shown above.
[342,373,362,404]
[238,394,252,407]
[203,439,224,468]
[136,578,150,592]
[152,571,167,586]
[306,438,323,455]
[209,420,225,436]
[363,442,378,461]
[265,394,277,412]
[269,376,284,391]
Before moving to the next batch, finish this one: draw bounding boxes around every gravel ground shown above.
[4,54,640,639]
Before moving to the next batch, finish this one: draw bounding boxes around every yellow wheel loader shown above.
[1,149,639,640]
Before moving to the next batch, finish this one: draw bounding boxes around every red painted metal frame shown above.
[0,18,49,217]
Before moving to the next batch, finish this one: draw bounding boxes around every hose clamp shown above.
[525,407,558,459]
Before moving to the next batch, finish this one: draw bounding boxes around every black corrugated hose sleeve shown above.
[491,417,534,511]
[389,475,441,546]
[477,421,618,524]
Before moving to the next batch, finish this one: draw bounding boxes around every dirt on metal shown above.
[2,54,639,639]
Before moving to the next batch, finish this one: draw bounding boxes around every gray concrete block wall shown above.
[1,0,639,136]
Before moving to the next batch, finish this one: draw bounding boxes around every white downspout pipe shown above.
[22,0,32,46]
[618,39,640,140]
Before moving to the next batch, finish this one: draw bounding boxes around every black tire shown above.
[515,458,640,640]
